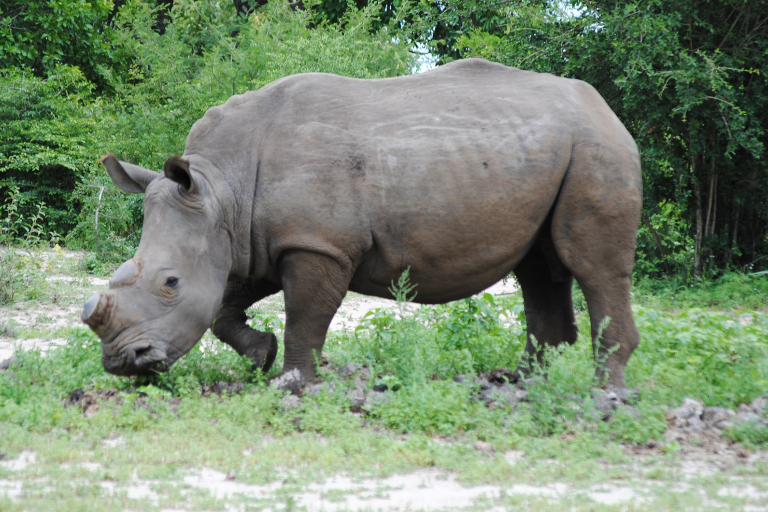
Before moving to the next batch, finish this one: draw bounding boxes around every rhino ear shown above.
[163,157,195,193]
[100,153,160,193]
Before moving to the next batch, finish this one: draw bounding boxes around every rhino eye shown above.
[165,277,179,288]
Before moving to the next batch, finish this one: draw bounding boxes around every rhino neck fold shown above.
[188,153,254,280]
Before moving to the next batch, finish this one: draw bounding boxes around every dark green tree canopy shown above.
[0,1,121,84]
[449,0,768,278]
[1,0,767,279]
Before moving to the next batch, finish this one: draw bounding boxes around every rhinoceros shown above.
[82,58,641,390]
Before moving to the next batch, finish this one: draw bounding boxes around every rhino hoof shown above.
[259,332,278,373]
[246,331,278,374]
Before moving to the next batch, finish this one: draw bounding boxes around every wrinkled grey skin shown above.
[82,58,641,389]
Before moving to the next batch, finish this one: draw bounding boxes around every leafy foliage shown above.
[0,66,102,236]
[0,186,51,304]
[0,0,414,271]
[445,0,768,279]
[331,292,527,386]
[0,0,121,85]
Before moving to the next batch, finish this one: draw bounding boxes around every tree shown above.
[453,0,768,279]
[0,1,120,85]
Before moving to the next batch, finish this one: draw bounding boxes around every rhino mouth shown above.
[101,329,172,376]
[133,345,170,373]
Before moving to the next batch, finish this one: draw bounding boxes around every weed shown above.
[375,380,493,435]
[728,421,768,448]
[0,186,55,304]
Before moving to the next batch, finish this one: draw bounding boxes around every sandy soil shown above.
[1,447,767,510]
[0,248,518,361]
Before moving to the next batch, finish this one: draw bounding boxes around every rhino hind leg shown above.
[550,158,642,390]
[511,242,578,381]
[213,278,281,373]
[279,251,351,379]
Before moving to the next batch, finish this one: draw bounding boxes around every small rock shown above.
[362,391,390,410]
[453,375,468,384]
[67,388,85,406]
[702,407,735,427]
[212,381,245,395]
[340,363,363,377]
[226,470,236,481]
[666,398,706,428]
[279,394,301,411]
[681,398,705,418]
[714,420,734,430]
[481,384,519,408]
[0,357,18,371]
[83,404,100,418]
[485,368,516,385]
[0,324,17,338]
[514,387,530,402]
[686,415,706,432]
[618,404,642,419]
[475,378,491,391]
[307,380,337,396]
[307,383,323,396]
[592,389,622,420]
[271,369,305,394]
[736,411,762,425]
[373,383,389,392]
[473,440,494,454]
[751,396,768,416]
[610,387,640,405]
[346,389,366,408]
[666,408,692,428]
[352,377,368,393]
[357,367,371,381]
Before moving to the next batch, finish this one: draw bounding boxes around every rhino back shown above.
[184,59,637,302]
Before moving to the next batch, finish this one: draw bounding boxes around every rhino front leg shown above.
[280,251,351,379]
[213,277,281,373]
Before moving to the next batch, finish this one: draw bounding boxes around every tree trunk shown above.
[705,171,715,237]
[725,207,739,267]
[693,157,703,280]
[711,174,717,238]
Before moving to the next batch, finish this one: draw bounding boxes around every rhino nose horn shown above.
[110,259,140,288]
[82,293,111,329]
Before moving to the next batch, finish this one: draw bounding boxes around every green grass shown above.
[633,272,768,311]
[1,269,768,510]
[2,280,766,443]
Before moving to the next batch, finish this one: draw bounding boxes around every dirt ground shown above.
[0,252,518,361]
[1,444,767,510]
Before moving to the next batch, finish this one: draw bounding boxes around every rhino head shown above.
[82,154,234,375]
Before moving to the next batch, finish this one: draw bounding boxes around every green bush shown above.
[375,380,492,434]
[0,185,52,304]
[327,292,527,386]
[0,66,102,237]
[1,0,415,267]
